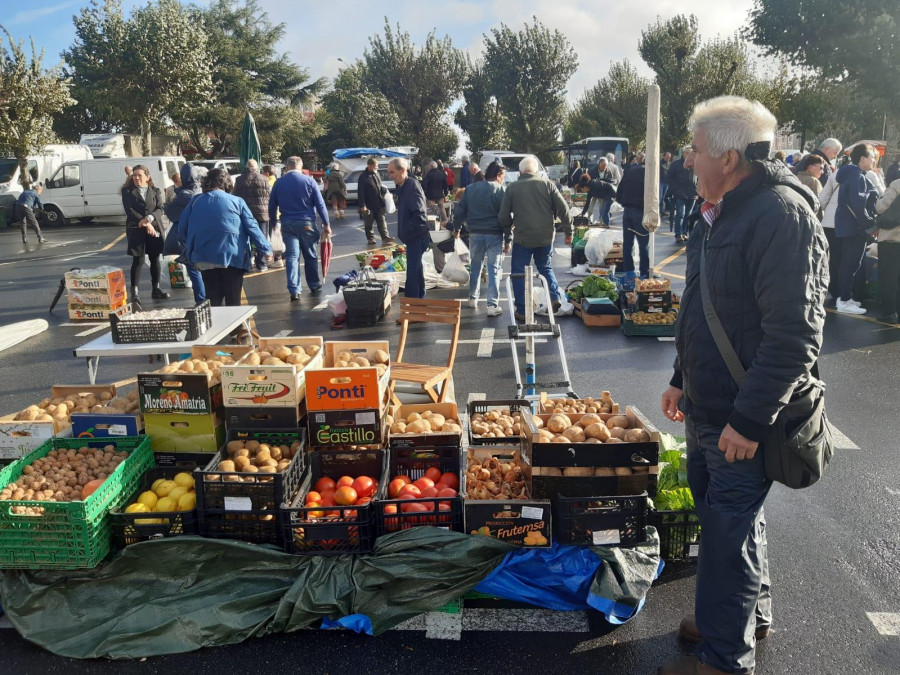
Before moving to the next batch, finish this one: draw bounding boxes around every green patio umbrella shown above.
[239,112,261,168]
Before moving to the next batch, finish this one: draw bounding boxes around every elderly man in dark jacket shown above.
[357,158,394,245]
[422,161,449,224]
[388,157,430,298]
[164,163,207,303]
[658,97,828,675]
[233,159,275,271]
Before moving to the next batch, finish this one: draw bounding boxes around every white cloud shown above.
[7,0,81,26]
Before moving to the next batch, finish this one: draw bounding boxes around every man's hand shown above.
[452,229,460,239]
[564,235,573,245]
[360,206,369,214]
[503,243,511,254]
[661,386,684,423]
[718,424,759,463]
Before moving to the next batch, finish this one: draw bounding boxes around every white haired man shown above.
[388,157,430,298]
[811,137,842,187]
[498,155,573,321]
[659,96,828,675]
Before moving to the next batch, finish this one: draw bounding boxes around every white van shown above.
[0,144,93,216]
[41,156,185,224]
[478,151,548,183]
[192,158,241,175]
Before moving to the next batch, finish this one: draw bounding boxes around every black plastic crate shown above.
[467,399,532,446]
[110,300,212,344]
[195,429,306,512]
[197,508,281,545]
[110,466,200,548]
[554,493,648,547]
[375,447,462,536]
[532,470,657,499]
[649,509,700,561]
[346,304,387,327]
[281,449,384,555]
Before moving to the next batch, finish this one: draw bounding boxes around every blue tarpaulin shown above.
[333,148,407,160]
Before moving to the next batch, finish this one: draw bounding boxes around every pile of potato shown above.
[156,351,246,386]
[205,438,304,482]
[465,454,527,500]
[390,410,462,436]
[533,413,651,445]
[242,344,321,370]
[332,348,389,377]
[630,310,677,325]
[541,393,616,416]
[10,389,141,427]
[0,444,129,513]
[470,408,525,439]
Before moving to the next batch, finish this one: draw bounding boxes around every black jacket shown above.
[232,168,271,223]
[667,158,697,200]
[358,168,385,214]
[165,163,205,226]
[395,177,430,244]
[122,185,164,230]
[616,164,645,209]
[422,167,448,201]
[671,161,829,442]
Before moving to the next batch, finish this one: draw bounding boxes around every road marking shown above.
[477,328,495,357]
[655,246,686,271]
[75,324,109,337]
[832,426,860,450]
[657,271,686,280]
[273,329,292,337]
[825,308,900,329]
[392,608,591,640]
[313,300,329,310]
[100,233,126,251]
[61,322,104,327]
[867,612,900,636]
[437,338,547,345]
[657,336,675,342]
[887,488,900,496]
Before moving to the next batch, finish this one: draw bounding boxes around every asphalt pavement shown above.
[0,209,898,674]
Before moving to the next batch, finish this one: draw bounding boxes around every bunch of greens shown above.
[654,434,695,512]
[568,275,618,302]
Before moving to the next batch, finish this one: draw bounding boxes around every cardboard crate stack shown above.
[65,267,130,321]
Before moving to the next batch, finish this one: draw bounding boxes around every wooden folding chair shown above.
[389,298,461,406]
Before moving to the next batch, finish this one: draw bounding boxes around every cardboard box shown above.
[308,408,384,447]
[223,403,304,430]
[67,286,128,307]
[389,402,461,448]
[220,337,324,408]
[167,260,192,289]
[462,447,551,547]
[138,369,222,416]
[143,411,224,455]
[65,266,126,291]
[305,340,391,412]
[71,412,142,438]
[68,302,131,321]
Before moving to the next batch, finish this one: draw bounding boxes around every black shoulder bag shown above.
[699,232,833,489]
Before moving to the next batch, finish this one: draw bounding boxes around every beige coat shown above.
[876,180,900,243]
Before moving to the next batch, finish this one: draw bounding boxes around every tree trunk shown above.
[17,155,30,188]
[140,116,152,156]
[800,129,807,152]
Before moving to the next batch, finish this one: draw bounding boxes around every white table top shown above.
[74,306,258,357]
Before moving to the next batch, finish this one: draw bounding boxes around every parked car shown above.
[478,151,548,183]
[344,161,396,204]
[192,158,241,175]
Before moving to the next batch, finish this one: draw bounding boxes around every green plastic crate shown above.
[0,436,154,569]
[436,597,463,614]
[622,313,677,337]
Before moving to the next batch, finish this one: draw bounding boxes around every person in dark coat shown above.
[460,156,472,188]
[885,154,900,187]
[667,149,698,243]
[357,158,393,245]
[232,159,273,271]
[422,161,449,224]
[615,163,650,278]
[121,165,169,300]
[658,96,828,675]
[388,157,430,298]
[164,163,207,304]
[15,184,46,244]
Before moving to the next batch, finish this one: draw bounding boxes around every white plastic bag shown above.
[326,291,346,317]
[270,225,286,255]
[441,253,469,284]
[584,229,615,265]
[384,191,397,215]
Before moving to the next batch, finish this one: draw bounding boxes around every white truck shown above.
[0,144,93,217]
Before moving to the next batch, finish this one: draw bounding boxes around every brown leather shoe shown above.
[657,654,738,675]
[679,616,771,644]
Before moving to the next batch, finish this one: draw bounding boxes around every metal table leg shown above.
[86,356,100,385]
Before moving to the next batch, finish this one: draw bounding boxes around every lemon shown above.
[177,492,197,511]
[173,472,195,490]
[137,491,158,509]
[150,478,166,492]
[154,480,176,498]
[167,486,188,502]
[125,502,151,513]
[154,496,177,512]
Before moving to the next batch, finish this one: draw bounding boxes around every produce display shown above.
[11,390,123,425]
[301,474,380,517]
[0,444,127,512]
[541,393,616,415]
[469,408,525,439]
[205,438,304,481]
[628,310,677,325]
[332,348,389,377]
[656,437,695,511]
[155,352,243,386]
[241,344,321,368]
[635,278,671,292]
[123,472,197,519]
[464,454,526,500]
[390,409,462,436]
[530,412,651,447]
[567,275,618,302]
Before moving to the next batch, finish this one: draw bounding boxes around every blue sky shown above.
[4,0,756,105]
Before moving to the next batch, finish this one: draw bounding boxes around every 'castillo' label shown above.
[315,425,377,445]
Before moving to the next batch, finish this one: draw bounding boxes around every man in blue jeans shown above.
[616,162,650,279]
[268,156,331,301]
[659,95,828,675]
[388,157,431,298]
[498,156,573,322]
[668,146,699,243]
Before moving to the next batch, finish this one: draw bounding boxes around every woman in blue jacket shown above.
[177,168,272,307]
[833,144,878,315]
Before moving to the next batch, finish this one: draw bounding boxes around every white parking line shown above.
[74,324,109,337]
[273,330,293,337]
[867,612,900,636]
[313,300,328,311]
[477,328,495,357]
[393,608,590,640]
[832,426,860,450]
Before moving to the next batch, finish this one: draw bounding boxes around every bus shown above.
[556,137,630,178]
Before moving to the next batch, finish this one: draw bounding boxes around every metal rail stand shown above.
[503,265,577,404]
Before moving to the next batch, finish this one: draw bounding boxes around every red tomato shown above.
[398,483,421,498]
[438,502,452,511]
[394,474,412,485]
[320,495,336,507]
[437,487,458,498]
[401,501,429,513]
[352,475,376,499]
[412,477,434,492]
[305,491,322,504]
[336,476,355,488]
[424,466,442,483]
[334,486,358,506]
[314,477,337,493]
[383,504,399,532]
[388,478,407,498]
[342,507,358,520]
[436,473,459,490]
[383,504,398,514]
[355,497,372,506]
[306,501,324,518]
[420,486,439,498]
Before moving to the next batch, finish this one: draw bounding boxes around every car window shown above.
[0,159,18,183]
[500,157,521,171]
[347,171,362,183]
[165,161,178,181]
[378,169,391,182]
[227,163,241,176]
[64,164,81,187]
